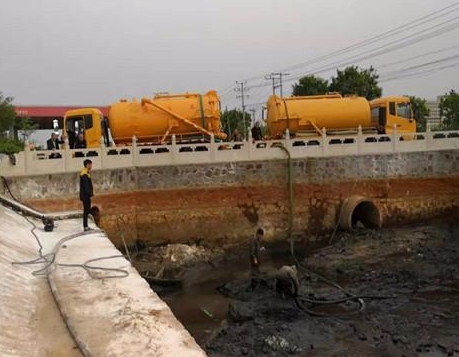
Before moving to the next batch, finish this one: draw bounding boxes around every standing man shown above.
[250,228,264,290]
[73,132,87,149]
[251,121,263,141]
[47,132,63,158]
[80,159,94,231]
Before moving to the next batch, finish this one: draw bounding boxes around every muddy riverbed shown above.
[134,221,459,357]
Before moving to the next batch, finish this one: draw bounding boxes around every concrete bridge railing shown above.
[1,128,458,177]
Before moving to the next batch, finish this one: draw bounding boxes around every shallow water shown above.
[157,241,301,344]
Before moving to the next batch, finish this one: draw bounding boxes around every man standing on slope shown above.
[80,159,94,231]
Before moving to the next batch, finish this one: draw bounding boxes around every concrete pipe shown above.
[339,195,381,231]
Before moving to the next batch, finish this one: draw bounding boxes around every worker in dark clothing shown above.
[276,265,300,298]
[73,132,87,149]
[79,159,94,231]
[250,228,264,290]
[251,121,263,141]
[73,132,87,158]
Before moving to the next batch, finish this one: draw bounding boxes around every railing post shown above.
[64,146,70,172]
[24,142,30,174]
[210,134,215,162]
[357,125,363,154]
[132,136,138,166]
[171,135,177,164]
[100,138,106,169]
[426,126,432,150]
[321,128,328,156]
[284,128,290,140]
[392,124,397,153]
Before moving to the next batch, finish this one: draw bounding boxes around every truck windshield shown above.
[397,103,412,119]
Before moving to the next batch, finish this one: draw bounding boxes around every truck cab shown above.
[370,96,416,134]
[63,108,110,148]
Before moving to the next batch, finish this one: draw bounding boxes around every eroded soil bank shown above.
[134,220,459,357]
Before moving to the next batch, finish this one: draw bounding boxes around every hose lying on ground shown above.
[275,143,393,317]
[12,214,129,279]
[2,175,128,279]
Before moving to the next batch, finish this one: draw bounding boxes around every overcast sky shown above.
[1,0,458,115]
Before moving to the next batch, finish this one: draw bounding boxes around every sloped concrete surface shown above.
[0,204,206,357]
[0,205,82,357]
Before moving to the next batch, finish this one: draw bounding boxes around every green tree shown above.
[0,92,25,154]
[329,65,382,100]
[0,92,32,154]
[15,116,38,142]
[409,96,430,132]
[221,109,252,140]
[292,75,329,96]
[0,92,16,134]
[439,89,459,130]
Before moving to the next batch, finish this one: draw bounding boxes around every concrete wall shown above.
[2,150,459,247]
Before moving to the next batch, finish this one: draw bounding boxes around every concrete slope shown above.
[0,204,207,357]
[0,205,82,357]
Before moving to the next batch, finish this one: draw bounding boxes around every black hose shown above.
[275,143,392,317]
[1,176,18,201]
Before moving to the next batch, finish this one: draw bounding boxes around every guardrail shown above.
[1,128,458,177]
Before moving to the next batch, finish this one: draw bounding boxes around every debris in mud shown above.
[134,243,217,267]
[228,301,253,322]
[131,242,224,285]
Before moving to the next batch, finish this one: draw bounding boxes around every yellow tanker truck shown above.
[63,90,226,148]
[266,94,415,138]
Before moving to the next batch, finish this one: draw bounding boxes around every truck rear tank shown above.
[108,90,225,144]
[266,94,376,137]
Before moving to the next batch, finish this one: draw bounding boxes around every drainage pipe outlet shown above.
[339,195,382,231]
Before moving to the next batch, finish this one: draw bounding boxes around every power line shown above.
[239,1,459,83]
[381,61,459,82]
[379,54,459,81]
[245,101,266,107]
[220,2,459,108]
[273,16,459,86]
[376,44,459,69]
[280,2,459,74]
[264,72,290,96]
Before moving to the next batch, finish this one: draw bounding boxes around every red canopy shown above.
[15,106,109,117]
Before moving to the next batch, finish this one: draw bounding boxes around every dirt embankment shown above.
[205,222,459,357]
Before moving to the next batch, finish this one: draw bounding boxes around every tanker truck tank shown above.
[266,94,375,138]
[63,90,226,148]
[109,90,226,144]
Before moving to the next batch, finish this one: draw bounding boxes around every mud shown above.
[204,222,459,357]
[138,221,459,357]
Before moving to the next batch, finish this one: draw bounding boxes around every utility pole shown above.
[249,109,256,127]
[265,74,277,95]
[265,72,290,97]
[235,81,249,140]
